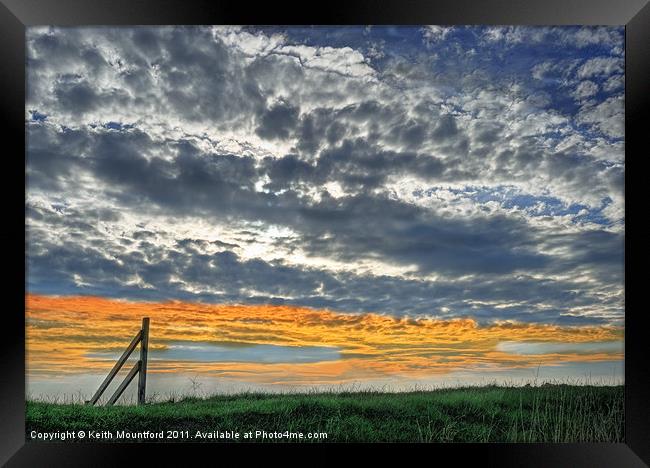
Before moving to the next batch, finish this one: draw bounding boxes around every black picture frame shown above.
[2,0,647,465]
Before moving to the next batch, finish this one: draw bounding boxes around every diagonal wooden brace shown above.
[107,361,141,406]
[86,330,142,406]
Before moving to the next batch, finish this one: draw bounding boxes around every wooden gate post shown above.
[87,317,150,406]
[137,317,149,405]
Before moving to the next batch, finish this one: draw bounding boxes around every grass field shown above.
[26,384,624,443]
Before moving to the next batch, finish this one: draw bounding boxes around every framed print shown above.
[1,0,648,465]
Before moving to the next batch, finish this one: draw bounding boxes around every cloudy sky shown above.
[25,26,624,393]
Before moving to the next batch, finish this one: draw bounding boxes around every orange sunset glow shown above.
[26,294,623,387]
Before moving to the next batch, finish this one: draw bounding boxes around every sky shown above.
[25,26,625,397]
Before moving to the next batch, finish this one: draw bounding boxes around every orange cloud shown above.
[26,294,623,385]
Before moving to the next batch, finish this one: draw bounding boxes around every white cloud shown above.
[603,74,624,92]
[275,44,376,79]
[482,26,623,54]
[577,57,623,78]
[577,94,625,139]
[572,80,599,101]
[422,26,454,44]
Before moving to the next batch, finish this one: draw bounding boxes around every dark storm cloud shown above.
[312,138,447,189]
[256,101,300,140]
[36,126,265,219]
[27,26,266,129]
[26,203,616,325]
[431,114,460,140]
[291,100,473,160]
[542,228,625,285]
[26,25,619,208]
[294,193,551,275]
[54,80,99,114]
[25,26,624,326]
[154,28,263,122]
[264,138,448,192]
[26,121,621,285]
[26,123,93,191]
[27,123,552,277]
[295,108,350,156]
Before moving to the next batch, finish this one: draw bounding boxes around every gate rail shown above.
[86,317,149,406]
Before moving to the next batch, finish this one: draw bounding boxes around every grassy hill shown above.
[26,384,624,443]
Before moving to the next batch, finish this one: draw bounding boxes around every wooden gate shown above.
[86,317,149,406]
